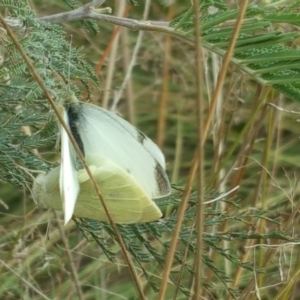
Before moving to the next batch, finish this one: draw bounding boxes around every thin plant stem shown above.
[192,0,205,298]
[275,251,300,299]
[102,1,125,108]
[202,0,249,146]
[157,3,174,148]
[157,148,198,299]
[209,87,269,187]
[0,14,146,300]
[157,2,249,298]
[94,5,131,76]
[257,96,276,289]
[171,111,183,184]
[53,210,84,300]
[121,27,135,124]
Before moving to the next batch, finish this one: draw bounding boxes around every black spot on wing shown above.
[66,104,85,169]
[137,131,146,144]
[154,163,171,196]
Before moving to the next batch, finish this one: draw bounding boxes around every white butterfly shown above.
[33,96,171,224]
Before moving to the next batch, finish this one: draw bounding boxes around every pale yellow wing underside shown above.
[32,154,162,223]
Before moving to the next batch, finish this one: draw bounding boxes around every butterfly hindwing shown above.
[32,154,162,223]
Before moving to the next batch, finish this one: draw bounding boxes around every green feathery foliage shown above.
[74,195,276,298]
[172,3,300,101]
[0,0,100,188]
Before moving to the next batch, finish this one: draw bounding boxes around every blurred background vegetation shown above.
[1,0,300,299]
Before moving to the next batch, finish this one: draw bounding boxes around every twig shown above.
[39,0,106,23]
[53,210,84,300]
[39,1,169,29]
[245,242,300,249]
[203,186,239,205]
[268,102,300,115]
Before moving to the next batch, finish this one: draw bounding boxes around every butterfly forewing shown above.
[74,103,171,200]
[60,109,80,224]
